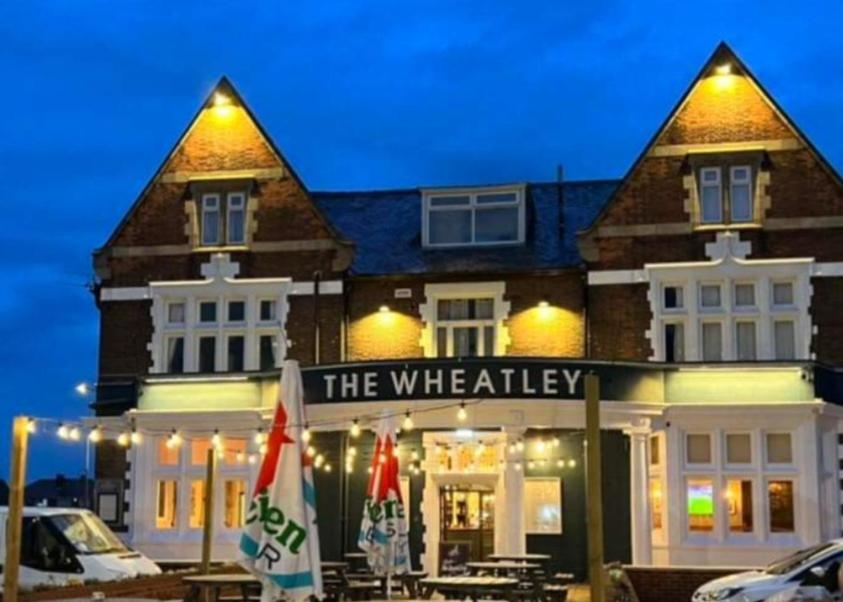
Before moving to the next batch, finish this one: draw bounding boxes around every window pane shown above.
[476,192,518,204]
[664,286,683,309]
[199,302,217,323]
[735,322,757,361]
[726,479,753,533]
[157,438,179,465]
[726,433,751,464]
[155,481,178,529]
[774,321,796,360]
[260,300,277,321]
[259,335,277,370]
[475,207,520,243]
[702,169,720,183]
[650,479,663,530]
[766,433,792,464]
[168,302,186,324]
[734,284,755,307]
[773,282,794,306]
[227,336,244,372]
[664,323,684,362]
[202,199,220,245]
[702,323,722,361]
[199,337,216,372]
[190,480,206,528]
[650,436,660,465]
[482,325,495,356]
[731,182,752,222]
[430,195,470,207]
[686,434,711,464]
[227,195,245,244]
[524,478,562,534]
[224,480,248,529]
[453,327,479,357]
[436,327,448,358]
[701,185,722,223]
[191,439,213,465]
[228,301,245,322]
[474,299,494,319]
[429,210,471,245]
[167,337,184,374]
[687,479,714,532]
[700,285,722,308]
[768,480,795,532]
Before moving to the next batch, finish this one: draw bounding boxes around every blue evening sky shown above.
[1,1,842,480]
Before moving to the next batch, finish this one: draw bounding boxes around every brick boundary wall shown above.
[624,565,749,602]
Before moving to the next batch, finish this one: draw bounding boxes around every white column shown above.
[628,424,653,565]
[420,438,442,575]
[496,428,526,555]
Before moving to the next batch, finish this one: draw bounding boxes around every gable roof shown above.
[97,76,347,253]
[314,180,618,276]
[580,41,843,236]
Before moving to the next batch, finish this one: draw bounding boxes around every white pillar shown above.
[628,424,653,565]
[496,428,526,555]
[420,438,441,575]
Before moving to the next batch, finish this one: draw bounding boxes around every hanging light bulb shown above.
[568,459,577,468]
[254,428,265,445]
[367,466,374,474]
[88,426,102,443]
[528,460,536,470]
[236,452,246,464]
[211,429,222,449]
[536,439,546,453]
[306,446,316,458]
[57,423,69,440]
[117,432,130,447]
[68,426,81,441]
[302,424,312,443]
[508,443,516,455]
[411,450,420,461]
[348,446,357,457]
[350,419,361,438]
[553,436,561,448]
[324,464,332,473]
[402,411,414,431]
[26,418,37,434]
[379,452,386,464]
[557,459,565,468]
[516,439,525,452]
[514,462,522,471]
[314,454,324,468]
[457,402,467,422]
[248,454,258,465]
[167,429,182,449]
[259,443,268,456]
[130,428,142,445]
[346,462,354,474]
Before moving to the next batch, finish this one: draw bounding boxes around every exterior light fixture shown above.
[457,402,467,422]
[403,411,414,431]
[68,427,81,441]
[306,445,316,457]
[213,91,232,107]
[88,426,102,443]
[537,300,550,309]
[324,464,332,473]
[57,423,69,440]
[117,432,130,447]
[314,454,324,468]
[26,418,37,434]
[350,419,361,438]
[568,459,577,468]
[211,429,222,449]
[556,459,564,468]
[715,63,731,76]
[130,428,142,445]
[75,382,90,396]
[348,446,357,456]
[379,305,390,313]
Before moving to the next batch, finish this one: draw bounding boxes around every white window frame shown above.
[164,335,186,374]
[198,299,218,325]
[729,165,753,222]
[226,299,247,325]
[196,334,218,373]
[771,280,796,309]
[684,432,714,468]
[258,298,278,323]
[723,432,754,469]
[732,281,757,311]
[167,300,187,326]
[225,333,246,372]
[201,194,221,246]
[763,431,794,469]
[662,284,685,313]
[662,320,686,362]
[700,320,725,362]
[699,167,723,224]
[434,298,496,358]
[764,476,797,536]
[734,319,759,361]
[226,192,247,245]
[772,318,797,361]
[699,282,723,311]
[421,186,526,248]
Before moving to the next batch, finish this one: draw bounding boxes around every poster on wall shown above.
[438,542,470,576]
[524,478,563,534]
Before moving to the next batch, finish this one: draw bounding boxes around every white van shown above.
[0,507,161,589]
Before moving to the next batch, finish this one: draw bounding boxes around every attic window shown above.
[697,165,755,225]
[422,186,525,248]
[200,192,247,246]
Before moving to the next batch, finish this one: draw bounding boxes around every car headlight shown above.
[696,588,745,601]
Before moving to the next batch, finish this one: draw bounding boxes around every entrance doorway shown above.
[440,485,495,562]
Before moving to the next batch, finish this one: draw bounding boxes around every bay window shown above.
[155,480,178,530]
[726,479,753,533]
[423,187,525,247]
[768,480,795,533]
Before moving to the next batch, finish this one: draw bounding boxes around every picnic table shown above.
[488,553,551,563]
[182,574,260,602]
[420,576,519,602]
[466,561,541,576]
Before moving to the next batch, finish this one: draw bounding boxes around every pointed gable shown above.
[580,42,843,264]
[99,77,344,253]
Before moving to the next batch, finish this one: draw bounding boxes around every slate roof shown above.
[313,180,619,276]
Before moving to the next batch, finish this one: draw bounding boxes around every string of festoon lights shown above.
[19,397,581,477]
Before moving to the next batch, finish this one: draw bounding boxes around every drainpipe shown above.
[313,271,321,365]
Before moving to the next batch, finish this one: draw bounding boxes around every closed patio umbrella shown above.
[240,359,323,602]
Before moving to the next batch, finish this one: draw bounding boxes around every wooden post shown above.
[585,374,605,602]
[200,447,217,574]
[4,417,30,602]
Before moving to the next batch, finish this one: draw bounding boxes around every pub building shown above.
[90,42,843,576]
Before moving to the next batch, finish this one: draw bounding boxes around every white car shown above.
[693,540,843,601]
[0,507,161,590]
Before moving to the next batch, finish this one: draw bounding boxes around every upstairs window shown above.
[423,188,524,247]
[200,192,247,246]
[435,298,495,357]
[698,166,754,225]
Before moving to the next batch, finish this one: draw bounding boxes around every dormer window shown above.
[200,192,247,247]
[422,186,525,248]
[698,165,754,225]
